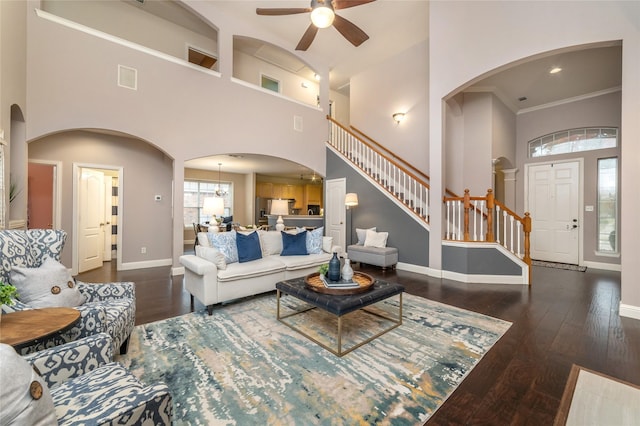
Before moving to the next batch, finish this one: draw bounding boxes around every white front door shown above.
[526,161,581,264]
[325,178,346,253]
[78,168,105,273]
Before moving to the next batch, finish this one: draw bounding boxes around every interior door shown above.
[325,178,346,252]
[527,161,580,264]
[103,176,112,262]
[27,162,55,229]
[78,168,105,273]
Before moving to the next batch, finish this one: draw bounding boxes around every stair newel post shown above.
[463,189,471,241]
[485,189,495,242]
[523,212,532,283]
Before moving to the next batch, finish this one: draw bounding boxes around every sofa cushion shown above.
[216,257,285,282]
[196,246,227,270]
[278,253,332,271]
[306,227,324,254]
[258,231,283,256]
[281,230,308,256]
[236,231,262,263]
[11,257,86,308]
[207,231,238,264]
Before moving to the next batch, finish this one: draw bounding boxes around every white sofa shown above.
[180,230,337,315]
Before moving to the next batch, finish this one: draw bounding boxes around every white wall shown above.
[42,0,218,63]
[233,48,319,107]
[429,1,640,315]
[350,40,429,173]
[25,3,329,270]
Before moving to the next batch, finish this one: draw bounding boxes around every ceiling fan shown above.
[256,0,375,51]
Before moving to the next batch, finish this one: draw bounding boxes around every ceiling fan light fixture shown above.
[310,1,335,29]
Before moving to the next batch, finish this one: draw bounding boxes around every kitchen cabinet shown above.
[305,184,322,207]
[256,182,273,199]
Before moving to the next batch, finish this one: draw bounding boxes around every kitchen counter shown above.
[267,215,324,229]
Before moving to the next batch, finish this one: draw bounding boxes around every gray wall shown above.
[28,130,174,267]
[443,245,523,276]
[325,149,429,267]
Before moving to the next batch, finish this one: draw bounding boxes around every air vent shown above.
[118,65,137,90]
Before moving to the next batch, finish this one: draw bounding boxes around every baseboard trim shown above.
[582,260,621,272]
[120,258,172,271]
[442,270,528,285]
[172,266,185,276]
[619,303,640,321]
[396,262,440,277]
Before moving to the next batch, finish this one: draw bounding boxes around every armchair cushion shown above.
[0,343,57,425]
[10,257,86,308]
[24,333,113,389]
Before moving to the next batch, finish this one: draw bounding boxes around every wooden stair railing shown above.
[328,116,429,223]
[444,189,532,282]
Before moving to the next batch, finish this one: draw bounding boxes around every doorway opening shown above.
[73,164,122,275]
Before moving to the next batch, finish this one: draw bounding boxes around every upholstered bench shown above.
[347,245,398,270]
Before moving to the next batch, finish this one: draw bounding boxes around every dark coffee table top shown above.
[276,277,404,316]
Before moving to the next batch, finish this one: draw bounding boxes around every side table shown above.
[0,307,81,351]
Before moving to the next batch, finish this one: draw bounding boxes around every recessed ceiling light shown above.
[549,67,563,74]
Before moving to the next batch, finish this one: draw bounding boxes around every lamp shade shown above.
[203,197,225,217]
[270,199,289,216]
[345,193,359,207]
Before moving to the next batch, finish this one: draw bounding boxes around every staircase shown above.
[327,116,532,284]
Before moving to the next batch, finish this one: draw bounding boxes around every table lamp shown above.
[270,199,289,232]
[203,197,225,233]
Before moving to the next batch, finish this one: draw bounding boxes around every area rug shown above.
[117,293,511,425]
[532,259,587,272]
[554,365,640,426]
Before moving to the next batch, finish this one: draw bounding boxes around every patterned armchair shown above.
[0,333,173,425]
[0,229,136,355]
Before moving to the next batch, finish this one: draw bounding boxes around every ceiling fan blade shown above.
[333,0,376,10]
[256,8,311,16]
[332,14,369,47]
[296,24,319,51]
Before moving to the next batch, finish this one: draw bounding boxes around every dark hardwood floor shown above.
[76,256,640,425]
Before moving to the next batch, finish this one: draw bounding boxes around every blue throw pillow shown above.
[236,231,262,263]
[281,230,308,256]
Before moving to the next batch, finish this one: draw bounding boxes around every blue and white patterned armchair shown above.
[0,229,136,355]
[0,333,173,425]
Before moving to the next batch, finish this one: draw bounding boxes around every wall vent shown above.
[118,65,137,90]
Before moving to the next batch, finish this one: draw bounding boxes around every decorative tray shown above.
[305,272,374,295]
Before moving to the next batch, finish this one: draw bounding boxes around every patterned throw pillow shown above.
[207,231,239,264]
[306,227,324,254]
[10,257,86,308]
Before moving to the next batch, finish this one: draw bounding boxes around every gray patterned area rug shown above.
[117,293,511,425]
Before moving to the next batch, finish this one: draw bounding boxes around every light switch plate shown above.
[585,205,594,212]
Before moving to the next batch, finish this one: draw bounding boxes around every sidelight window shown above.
[597,157,618,254]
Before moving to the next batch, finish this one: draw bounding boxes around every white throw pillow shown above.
[0,343,57,425]
[322,236,334,253]
[364,229,388,248]
[258,231,283,256]
[356,227,376,245]
[10,257,86,308]
[196,246,227,270]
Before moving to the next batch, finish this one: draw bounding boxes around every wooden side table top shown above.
[0,307,81,349]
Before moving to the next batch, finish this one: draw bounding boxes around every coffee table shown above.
[0,307,81,351]
[276,276,404,357]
